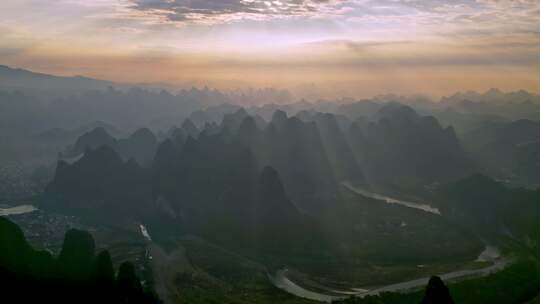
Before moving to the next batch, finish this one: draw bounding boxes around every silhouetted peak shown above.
[117,262,142,292]
[58,229,96,278]
[181,119,199,137]
[485,87,503,96]
[313,112,343,133]
[375,102,419,122]
[87,127,112,138]
[168,126,186,142]
[233,108,248,117]
[444,125,457,138]
[72,127,117,155]
[421,276,454,304]
[201,122,220,136]
[295,109,316,121]
[220,108,250,134]
[82,145,123,166]
[287,116,315,132]
[258,166,287,199]
[271,110,288,125]
[183,136,198,152]
[226,108,249,123]
[128,128,156,143]
[78,121,119,135]
[125,157,141,169]
[421,115,442,128]
[253,114,267,129]
[182,118,196,129]
[60,229,95,256]
[95,250,115,281]
[256,166,302,226]
[238,116,258,136]
[155,139,177,158]
[317,112,338,123]
[0,217,32,271]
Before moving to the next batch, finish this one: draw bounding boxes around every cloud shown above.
[119,0,540,44]
[125,0,346,24]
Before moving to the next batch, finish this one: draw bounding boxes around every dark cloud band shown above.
[127,0,339,22]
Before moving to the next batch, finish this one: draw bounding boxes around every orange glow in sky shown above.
[1,0,539,97]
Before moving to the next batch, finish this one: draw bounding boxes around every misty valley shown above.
[1,65,540,303]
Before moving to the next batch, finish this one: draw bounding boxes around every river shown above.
[0,204,38,216]
[140,224,152,241]
[342,182,441,215]
[270,245,507,302]
[269,184,504,302]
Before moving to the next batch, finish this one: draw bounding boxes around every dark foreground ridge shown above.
[0,217,160,304]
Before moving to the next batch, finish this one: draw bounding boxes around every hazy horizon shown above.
[3,64,540,102]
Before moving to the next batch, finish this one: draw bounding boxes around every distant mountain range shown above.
[0,65,295,106]
[2,64,540,188]
[0,65,114,91]
[441,88,540,106]
[56,103,471,211]
[41,104,482,265]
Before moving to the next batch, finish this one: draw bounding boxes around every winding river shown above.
[271,185,506,302]
[270,247,508,302]
[0,191,508,302]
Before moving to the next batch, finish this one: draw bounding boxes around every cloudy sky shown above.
[1,0,539,97]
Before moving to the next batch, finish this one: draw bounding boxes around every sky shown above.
[1,0,540,98]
